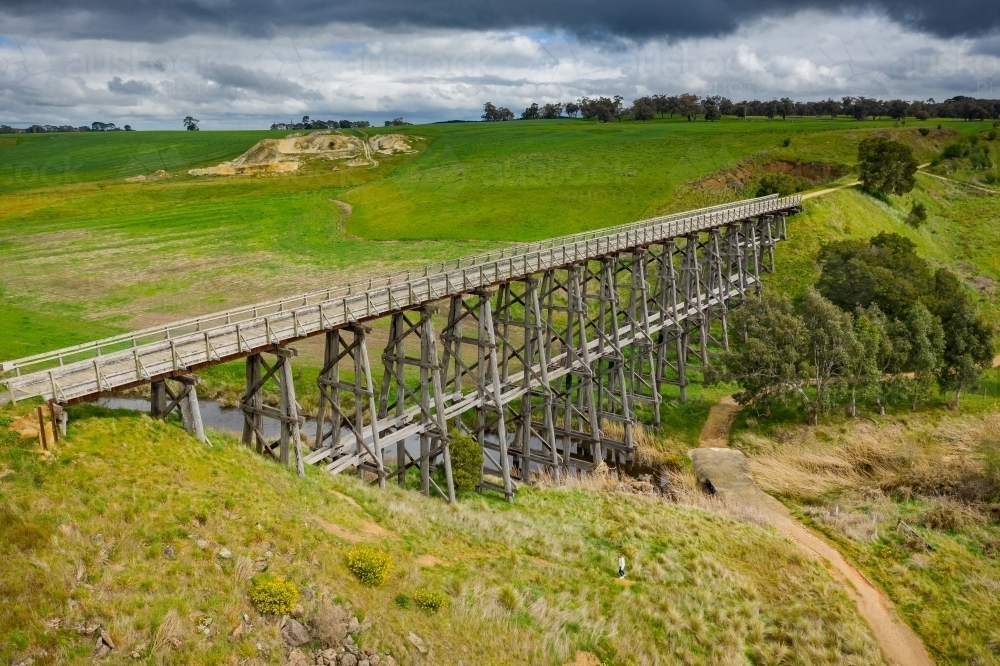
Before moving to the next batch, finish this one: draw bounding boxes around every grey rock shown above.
[347,616,360,634]
[340,655,358,666]
[280,618,312,647]
[358,660,370,666]
[99,629,115,649]
[196,539,209,550]
[163,545,176,559]
[407,632,427,654]
[321,649,338,660]
[218,547,232,559]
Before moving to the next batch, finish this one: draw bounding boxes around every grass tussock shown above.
[0,405,883,665]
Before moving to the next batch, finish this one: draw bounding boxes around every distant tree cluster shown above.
[269,115,370,130]
[716,233,994,422]
[481,102,515,121]
[481,95,1000,123]
[384,118,412,126]
[0,122,133,133]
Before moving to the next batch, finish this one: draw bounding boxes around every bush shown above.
[413,589,448,613]
[919,499,978,531]
[249,574,299,615]
[394,593,411,609]
[905,202,927,228]
[781,137,791,147]
[942,142,967,159]
[0,414,13,428]
[918,127,930,137]
[987,130,997,141]
[755,172,798,197]
[448,430,483,494]
[346,545,392,586]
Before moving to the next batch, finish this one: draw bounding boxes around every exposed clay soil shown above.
[188,131,418,177]
[762,160,847,181]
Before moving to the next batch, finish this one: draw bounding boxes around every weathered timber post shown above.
[440,291,512,500]
[176,375,209,445]
[651,241,689,403]
[275,348,304,476]
[241,354,266,455]
[623,248,661,427]
[589,258,632,459]
[314,329,342,455]
[560,264,602,467]
[150,380,168,418]
[521,277,560,482]
[478,290,514,500]
[419,308,454,503]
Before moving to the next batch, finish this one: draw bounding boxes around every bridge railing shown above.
[2,194,799,402]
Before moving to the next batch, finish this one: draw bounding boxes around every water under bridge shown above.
[2,194,802,502]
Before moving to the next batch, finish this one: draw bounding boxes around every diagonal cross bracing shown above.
[2,194,800,406]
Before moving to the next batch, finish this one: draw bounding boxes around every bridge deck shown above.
[2,194,800,406]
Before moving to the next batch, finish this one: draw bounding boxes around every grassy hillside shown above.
[738,411,1000,665]
[0,406,883,665]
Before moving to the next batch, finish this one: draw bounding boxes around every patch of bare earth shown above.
[310,514,394,543]
[188,132,419,176]
[562,652,601,666]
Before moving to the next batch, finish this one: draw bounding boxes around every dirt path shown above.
[692,400,934,666]
[918,170,997,195]
[802,181,861,199]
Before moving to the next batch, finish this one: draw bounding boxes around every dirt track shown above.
[690,400,934,666]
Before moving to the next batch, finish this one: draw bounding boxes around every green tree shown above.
[718,292,808,417]
[901,304,945,410]
[800,288,856,423]
[816,232,933,319]
[929,270,995,405]
[858,136,917,195]
[844,305,893,417]
[905,202,927,228]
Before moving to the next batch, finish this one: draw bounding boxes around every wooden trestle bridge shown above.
[2,194,801,502]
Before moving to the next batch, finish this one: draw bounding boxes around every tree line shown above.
[482,95,1000,123]
[269,115,372,131]
[0,121,134,133]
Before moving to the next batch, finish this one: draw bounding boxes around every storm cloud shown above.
[1,0,998,43]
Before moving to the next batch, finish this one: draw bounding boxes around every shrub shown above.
[905,202,927,228]
[755,172,797,197]
[918,127,930,137]
[781,137,791,147]
[448,430,483,494]
[0,414,13,428]
[987,130,997,141]
[346,545,393,586]
[985,172,998,185]
[249,574,298,615]
[942,142,967,159]
[919,499,979,531]
[394,593,411,609]
[413,589,448,613]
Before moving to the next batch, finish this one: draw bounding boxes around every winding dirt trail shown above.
[690,399,934,666]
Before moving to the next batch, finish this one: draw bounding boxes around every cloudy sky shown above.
[1,0,998,128]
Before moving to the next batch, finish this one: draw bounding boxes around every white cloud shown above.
[1,13,998,128]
